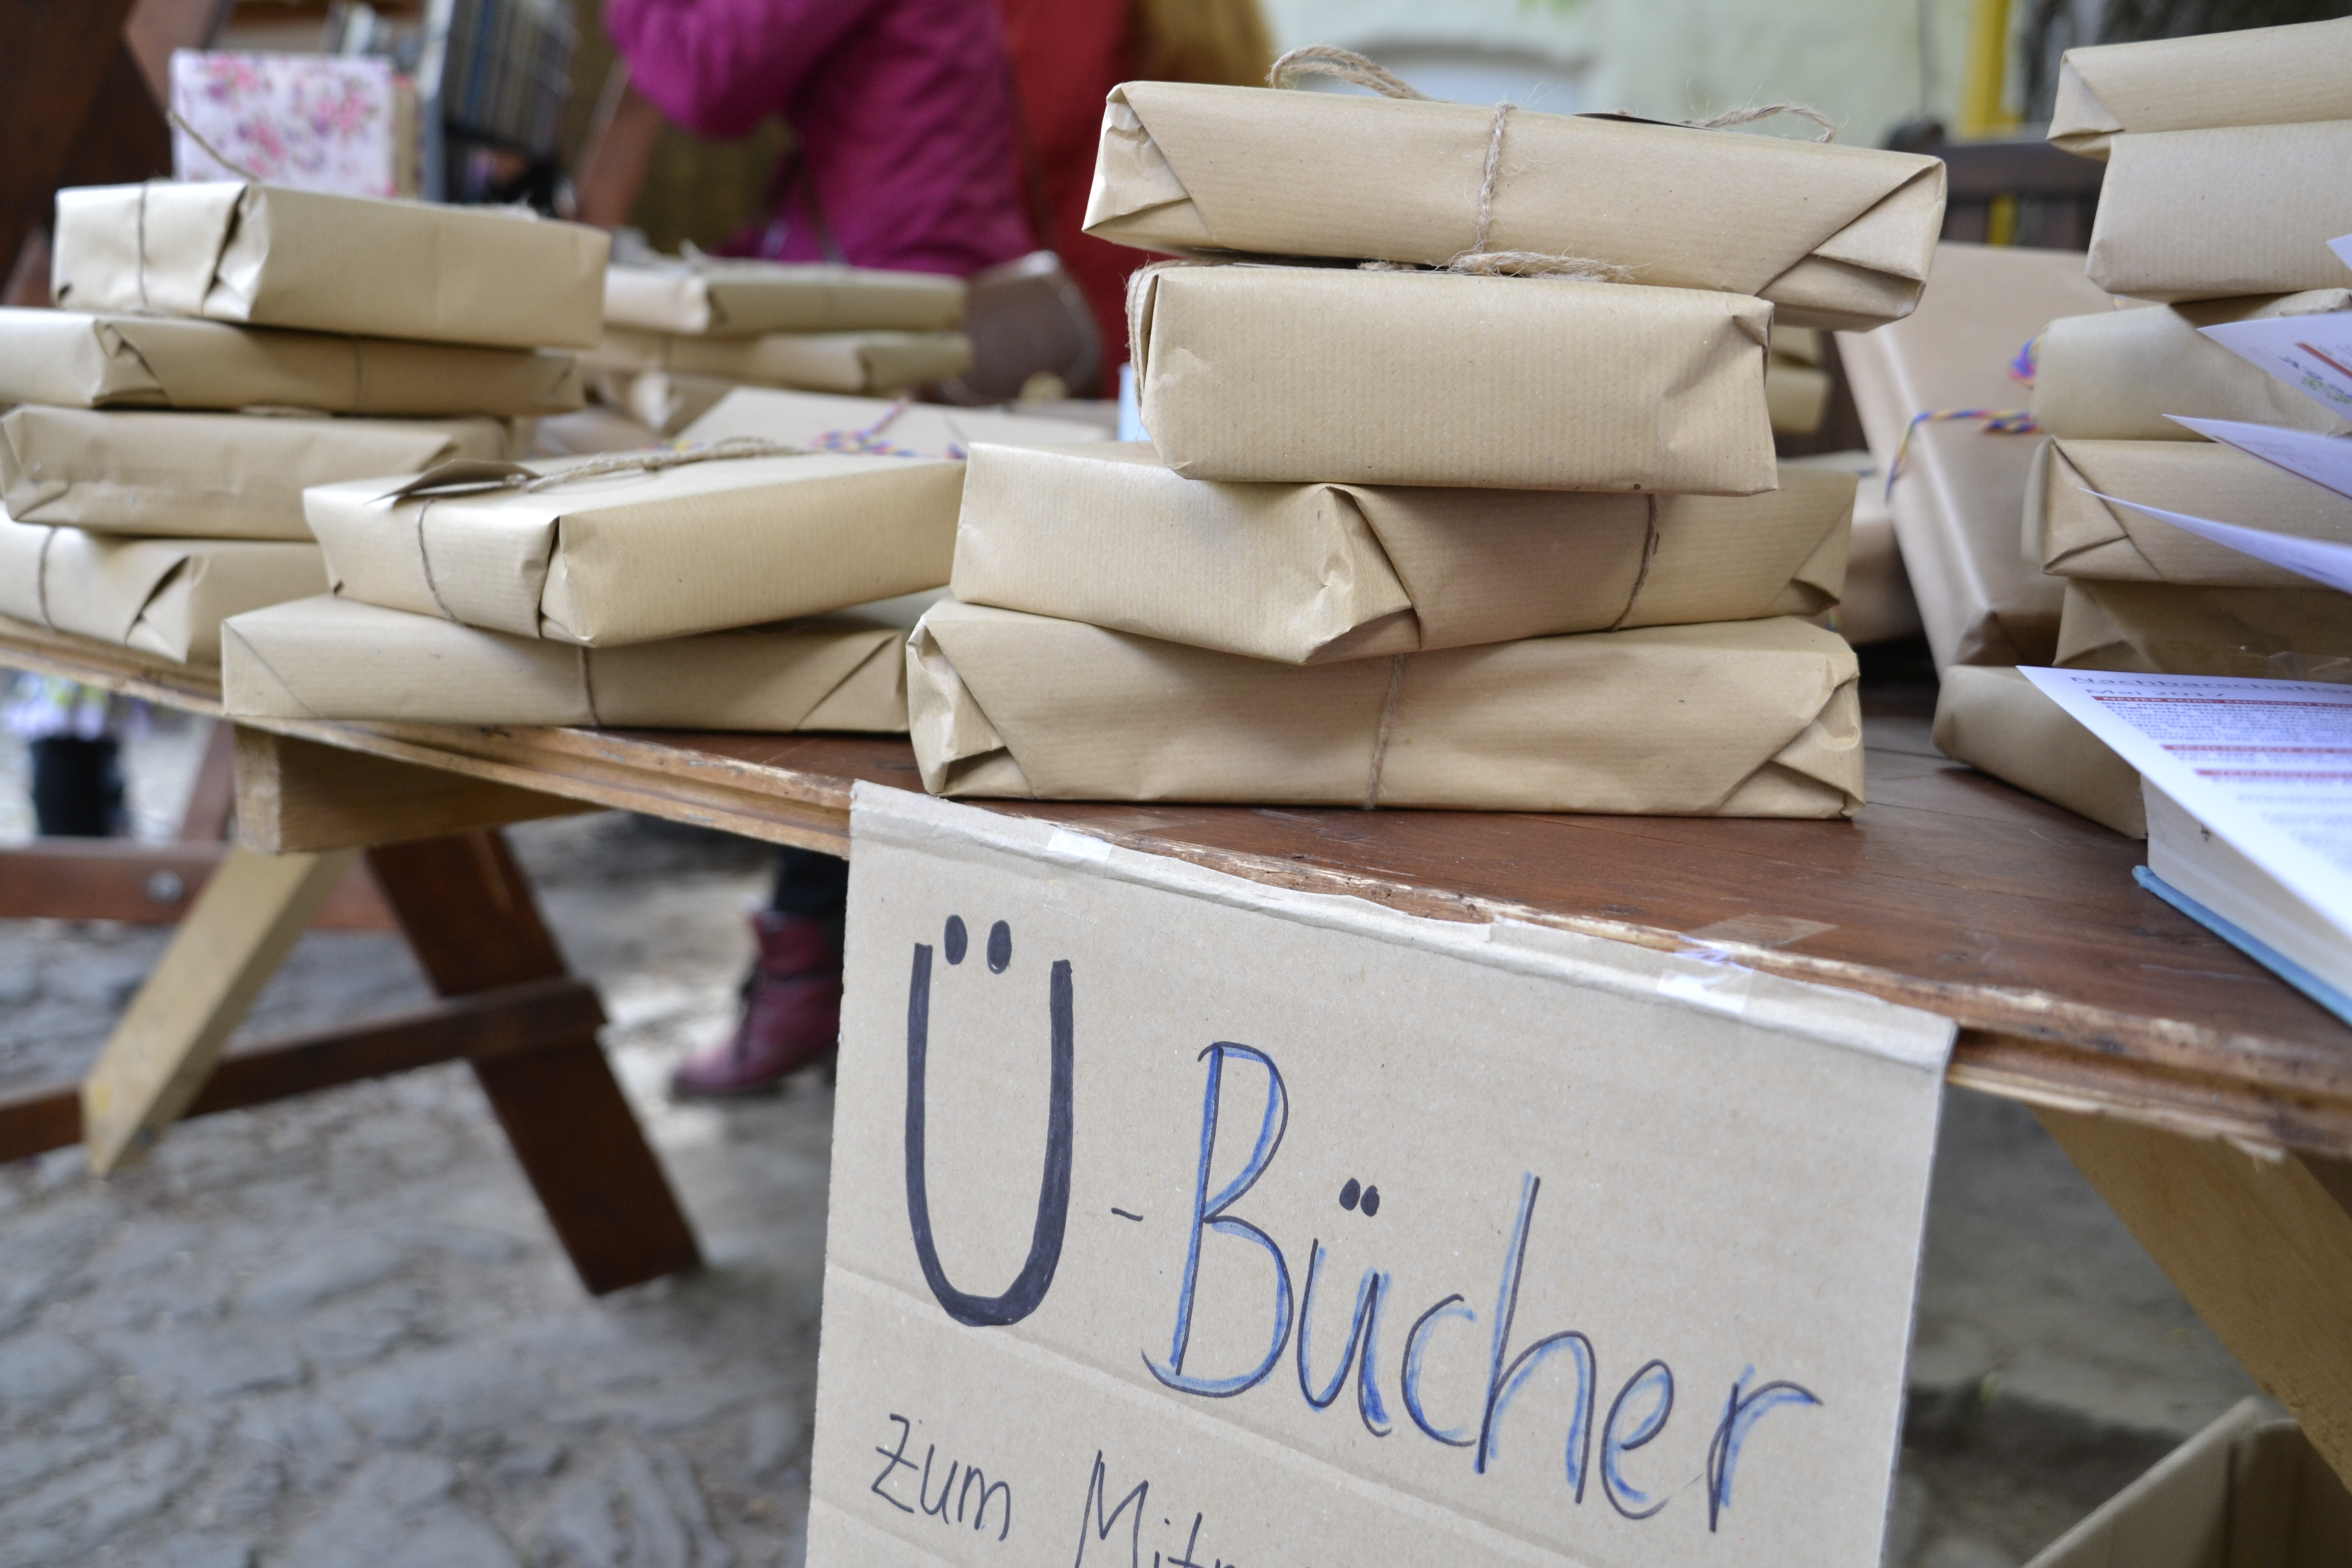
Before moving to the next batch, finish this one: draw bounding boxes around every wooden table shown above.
[7,614,2351,1475]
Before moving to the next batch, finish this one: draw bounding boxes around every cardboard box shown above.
[1931,665,2145,836]
[810,786,1953,1566]
[1085,81,1945,330]
[2031,437,2352,584]
[2087,124,2352,303]
[604,258,965,336]
[0,406,513,540]
[909,599,1864,815]
[677,385,1112,456]
[1839,242,2113,666]
[581,326,972,397]
[0,307,583,417]
[51,182,608,350]
[1130,263,1776,493]
[223,594,911,729]
[0,519,324,665]
[307,447,965,646]
[2025,1398,2352,1567]
[2048,18,2352,155]
[2032,293,2352,441]
[2056,579,2352,681]
[951,442,1853,663]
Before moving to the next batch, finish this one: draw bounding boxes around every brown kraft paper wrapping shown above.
[951,442,1853,663]
[222,595,910,730]
[908,600,1864,816]
[676,386,1110,455]
[1130,263,1776,493]
[0,308,583,416]
[306,449,965,646]
[1931,666,2145,837]
[2031,292,2352,440]
[2047,17,2352,155]
[2086,124,2352,302]
[0,519,325,665]
[1085,82,1945,330]
[603,259,965,336]
[581,327,973,397]
[2056,579,2352,682]
[1840,242,2113,667]
[2030,437,2352,584]
[0,406,513,539]
[52,182,608,349]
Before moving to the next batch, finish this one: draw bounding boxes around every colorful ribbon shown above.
[1885,407,2039,495]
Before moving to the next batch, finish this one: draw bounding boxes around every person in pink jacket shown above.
[606,0,1036,275]
[606,0,1033,1097]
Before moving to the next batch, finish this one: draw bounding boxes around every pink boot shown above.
[670,911,843,1098]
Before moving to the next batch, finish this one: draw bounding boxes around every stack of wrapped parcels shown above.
[582,255,973,433]
[901,78,1950,815]
[0,181,600,665]
[220,386,1107,730]
[1924,17,2352,838]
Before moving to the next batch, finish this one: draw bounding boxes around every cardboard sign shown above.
[809,788,1953,1566]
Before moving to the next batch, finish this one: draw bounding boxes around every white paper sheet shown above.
[2198,312,2352,420]
[2332,232,2352,274]
[2169,414,2352,501]
[2021,667,2352,942]
[2080,487,2352,594]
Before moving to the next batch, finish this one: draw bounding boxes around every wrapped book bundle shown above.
[1085,76,1945,330]
[581,326,973,400]
[2055,580,2352,682]
[2031,293,2352,442]
[604,257,966,336]
[0,518,324,665]
[1840,241,2113,669]
[2047,18,2352,302]
[2029,438,2352,584]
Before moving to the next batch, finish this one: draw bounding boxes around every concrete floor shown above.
[0,712,2263,1566]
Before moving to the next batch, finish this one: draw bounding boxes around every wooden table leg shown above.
[2037,1107,2352,1486]
[365,831,703,1295]
[81,845,357,1173]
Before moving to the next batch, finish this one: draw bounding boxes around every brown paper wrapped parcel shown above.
[908,600,1864,816]
[2031,437,2352,583]
[1130,263,1775,493]
[604,259,965,335]
[1785,450,1925,645]
[2048,17,2352,155]
[0,308,583,416]
[952,442,1853,663]
[0,520,324,664]
[2057,580,2352,682]
[0,406,512,539]
[2084,124,2352,302]
[582,326,972,396]
[307,449,964,645]
[677,385,1111,454]
[2031,293,2352,440]
[1840,242,2112,666]
[1931,666,2145,837]
[1086,83,1945,330]
[52,183,608,350]
[224,595,909,729]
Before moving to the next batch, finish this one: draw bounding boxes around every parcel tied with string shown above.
[1084,81,1945,331]
[604,258,967,336]
[2030,293,2352,442]
[907,600,1864,815]
[951,443,1854,663]
[0,518,325,665]
[305,447,966,646]
[0,405,514,540]
[51,182,608,349]
[0,308,583,416]
[1129,263,1777,493]
[222,594,911,729]
[2030,438,2352,584]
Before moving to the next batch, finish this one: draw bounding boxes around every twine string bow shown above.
[1264,45,1836,284]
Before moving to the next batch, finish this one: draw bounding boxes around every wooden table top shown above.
[9,615,2348,1156]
